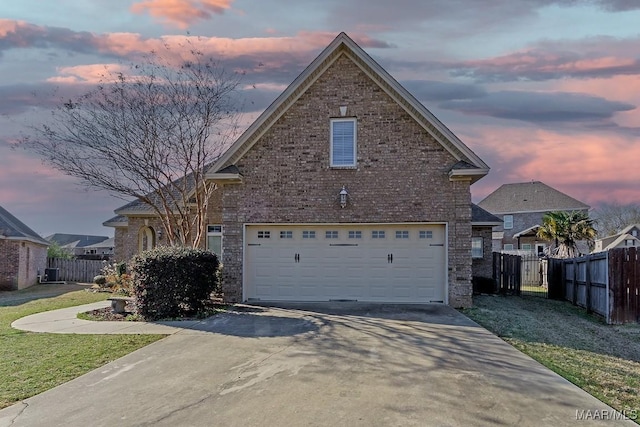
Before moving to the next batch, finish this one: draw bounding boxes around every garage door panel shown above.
[245,224,446,303]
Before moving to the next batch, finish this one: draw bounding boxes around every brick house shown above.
[105,33,493,307]
[477,181,590,254]
[0,205,49,290]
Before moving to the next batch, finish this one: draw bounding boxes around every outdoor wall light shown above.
[339,186,349,208]
[157,229,163,240]
[340,105,347,116]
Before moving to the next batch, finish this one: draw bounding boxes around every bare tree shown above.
[591,203,640,237]
[23,42,240,248]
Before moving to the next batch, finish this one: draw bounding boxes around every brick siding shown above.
[472,226,493,279]
[220,54,473,307]
[0,239,47,290]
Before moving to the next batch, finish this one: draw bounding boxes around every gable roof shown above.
[0,205,49,246]
[619,223,640,236]
[206,32,488,182]
[477,181,590,214]
[46,233,109,248]
[604,233,640,251]
[594,223,640,249]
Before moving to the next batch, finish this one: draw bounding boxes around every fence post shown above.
[585,257,592,314]
[572,259,578,306]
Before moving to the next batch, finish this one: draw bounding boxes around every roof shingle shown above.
[477,181,589,214]
[0,205,49,246]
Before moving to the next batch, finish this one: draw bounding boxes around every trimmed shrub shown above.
[130,246,220,320]
[93,275,107,285]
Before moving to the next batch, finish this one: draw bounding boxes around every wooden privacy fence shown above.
[492,252,521,295]
[47,258,107,283]
[547,247,640,324]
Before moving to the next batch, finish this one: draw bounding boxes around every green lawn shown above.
[0,290,165,409]
[461,295,640,422]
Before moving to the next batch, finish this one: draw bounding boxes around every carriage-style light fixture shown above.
[339,186,348,208]
[157,229,163,240]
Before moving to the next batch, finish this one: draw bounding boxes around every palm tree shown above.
[537,211,596,258]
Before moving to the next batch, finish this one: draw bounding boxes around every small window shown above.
[521,243,532,251]
[372,230,385,239]
[330,118,357,167]
[325,231,339,239]
[395,230,409,239]
[207,224,223,256]
[419,230,433,239]
[257,231,271,239]
[348,230,362,239]
[633,230,638,237]
[503,215,513,230]
[302,230,316,239]
[472,237,483,258]
[280,231,293,239]
[504,244,514,250]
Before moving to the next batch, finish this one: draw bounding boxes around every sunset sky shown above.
[1,0,639,237]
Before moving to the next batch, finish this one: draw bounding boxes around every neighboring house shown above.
[105,33,492,307]
[46,234,110,256]
[593,224,640,252]
[81,237,115,257]
[0,205,49,290]
[477,181,590,255]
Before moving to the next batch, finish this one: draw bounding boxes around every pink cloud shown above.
[553,76,640,128]
[130,0,235,28]
[469,126,640,207]
[0,19,21,37]
[46,64,127,84]
[454,36,640,82]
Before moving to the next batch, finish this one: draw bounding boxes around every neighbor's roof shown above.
[618,223,640,236]
[603,233,640,251]
[0,205,49,246]
[207,32,489,182]
[83,237,115,249]
[471,204,502,225]
[513,225,541,238]
[477,181,590,214]
[46,233,109,248]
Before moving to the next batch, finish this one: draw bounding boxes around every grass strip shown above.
[0,290,165,409]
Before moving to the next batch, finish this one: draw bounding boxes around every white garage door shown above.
[245,224,446,303]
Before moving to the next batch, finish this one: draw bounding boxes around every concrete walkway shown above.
[11,301,206,334]
[2,303,635,426]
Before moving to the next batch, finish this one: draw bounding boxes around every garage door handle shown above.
[387,254,393,263]
[294,253,300,263]
[430,244,444,247]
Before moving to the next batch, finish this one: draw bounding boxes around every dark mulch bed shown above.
[82,301,139,321]
[81,298,229,322]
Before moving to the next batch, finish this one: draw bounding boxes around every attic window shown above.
[330,118,357,167]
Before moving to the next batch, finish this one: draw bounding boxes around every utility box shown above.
[45,268,59,282]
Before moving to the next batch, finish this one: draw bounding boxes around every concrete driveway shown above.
[0,303,631,426]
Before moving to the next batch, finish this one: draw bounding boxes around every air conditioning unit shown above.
[45,268,59,282]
